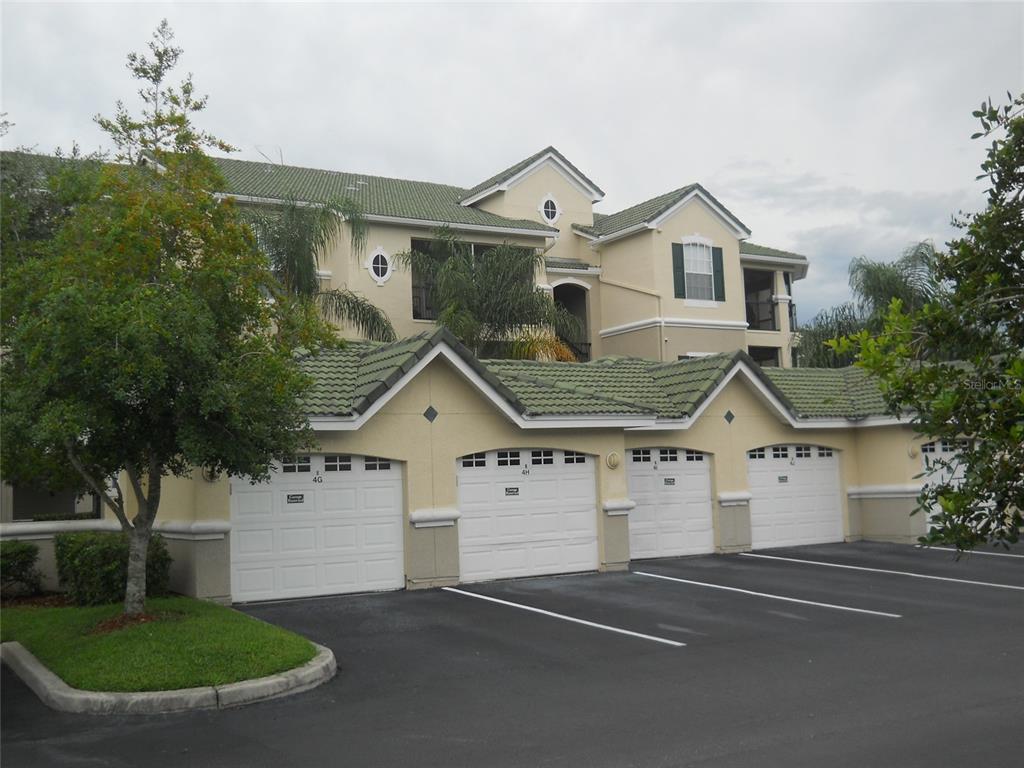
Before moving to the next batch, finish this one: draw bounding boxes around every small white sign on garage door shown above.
[230,454,404,602]
[627,448,714,559]
[457,449,598,582]
[747,444,843,549]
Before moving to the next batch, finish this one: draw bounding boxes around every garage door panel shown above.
[457,450,598,582]
[321,488,357,513]
[280,527,317,554]
[322,524,358,551]
[363,521,402,548]
[322,561,359,589]
[748,445,842,549]
[234,566,275,599]
[235,490,273,518]
[627,451,714,559]
[235,528,274,557]
[230,455,404,601]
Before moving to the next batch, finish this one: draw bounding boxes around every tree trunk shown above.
[124,524,152,616]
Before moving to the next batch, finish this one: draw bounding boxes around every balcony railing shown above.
[745,300,777,331]
[562,339,592,362]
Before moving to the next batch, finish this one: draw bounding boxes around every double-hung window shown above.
[672,237,724,302]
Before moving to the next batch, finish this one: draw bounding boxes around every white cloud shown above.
[2,1,1020,319]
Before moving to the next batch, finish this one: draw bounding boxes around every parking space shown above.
[3,541,1022,768]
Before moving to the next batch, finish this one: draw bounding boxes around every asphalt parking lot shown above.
[3,541,1023,767]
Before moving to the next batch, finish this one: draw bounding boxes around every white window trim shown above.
[365,246,393,286]
[680,234,718,304]
[538,194,562,225]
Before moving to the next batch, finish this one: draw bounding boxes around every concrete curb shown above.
[0,641,336,715]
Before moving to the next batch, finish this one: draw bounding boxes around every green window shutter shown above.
[672,243,686,298]
[712,246,725,301]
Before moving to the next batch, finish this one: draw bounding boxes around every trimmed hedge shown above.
[1,540,43,595]
[54,532,172,606]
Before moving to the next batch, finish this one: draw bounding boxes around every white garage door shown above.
[922,439,966,530]
[747,444,843,549]
[230,454,404,601]
[457,449,598,582]
[627,448,714,559]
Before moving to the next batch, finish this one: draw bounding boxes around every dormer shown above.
[460,147,604,262]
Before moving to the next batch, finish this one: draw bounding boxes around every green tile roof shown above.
[763,366,888,418]
[573,183,748,239]
[459,146,605,204]
[483,357,680,417]
[299,328,890,422]
[211,156,557,235]
[544,257,595,271]
[298,328,527,417]
[739,241,808,263]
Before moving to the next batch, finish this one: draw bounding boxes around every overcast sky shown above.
[2,1,1021,318]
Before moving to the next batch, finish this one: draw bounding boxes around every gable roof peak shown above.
[459,146,605,206]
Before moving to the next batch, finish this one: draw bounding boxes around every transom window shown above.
[324,455,352,472]
[281,456,311,473]
[795,445,812,459]
[631,449,652,463]
[497,450,521,466]
[365,456,391,471]
[564,451,586,464]
[748,448,765,459]
[531,450,554,465]
[684,450,704,462]
[461,452,486,468]
[772,446,789,459]
[659,449,678,462]
[683,241,714,301]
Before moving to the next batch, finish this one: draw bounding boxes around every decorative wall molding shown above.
[847,484,922,500]
[718,491,753,507]
[603,498,636,516]
[409,507,461,528]
[0,519,230,541]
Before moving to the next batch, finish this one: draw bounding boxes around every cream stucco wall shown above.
[626,376,865,547]
[475,162,595,265]
[0,359,933,600]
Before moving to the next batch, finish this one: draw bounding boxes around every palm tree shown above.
[248,196,396,342]
[395,228,581,359]
[848,240,941,329]
[796,241,943,367]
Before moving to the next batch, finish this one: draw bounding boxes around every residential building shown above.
[212,147,807,365]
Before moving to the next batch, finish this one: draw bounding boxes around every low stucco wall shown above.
[0,521,230,603]
[851,496,927,545]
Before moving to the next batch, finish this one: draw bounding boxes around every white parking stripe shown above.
[442,587,685,648]
[634,571,902,618]
[917,545,1024,559]
[740,552,1024,591]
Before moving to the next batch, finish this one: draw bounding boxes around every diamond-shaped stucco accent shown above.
[423,406,438,423]
[724,410,735,423]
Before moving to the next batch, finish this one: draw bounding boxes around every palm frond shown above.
[316,289,396,342]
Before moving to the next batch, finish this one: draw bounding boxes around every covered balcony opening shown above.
[744,268,777,331]
[553,282,591,362]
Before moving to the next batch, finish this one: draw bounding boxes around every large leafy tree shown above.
[0,21,316,615]
[395,228,580,359]
[247,197,396,343]
[843,92,1024,550]
[796,241,942,367]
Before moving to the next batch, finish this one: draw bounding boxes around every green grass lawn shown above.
[0,597,316,692]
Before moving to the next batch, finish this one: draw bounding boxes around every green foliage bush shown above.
[54,532,171,605]
[0,540,43,595]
